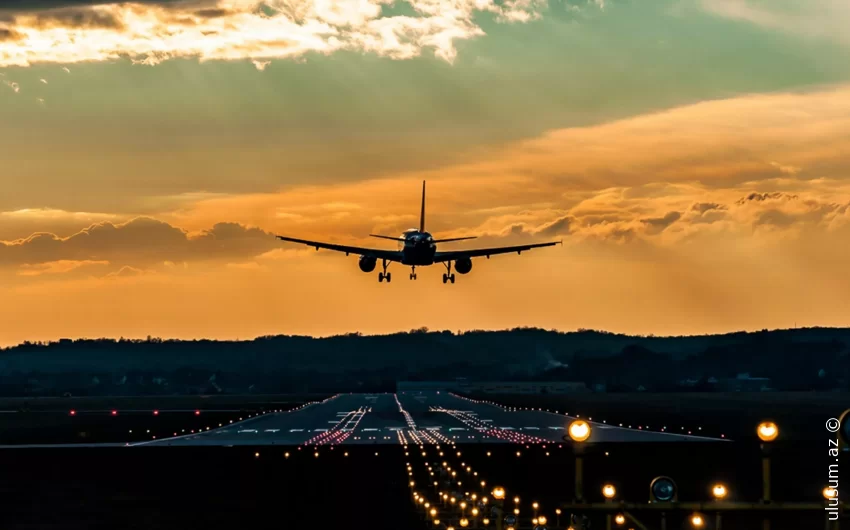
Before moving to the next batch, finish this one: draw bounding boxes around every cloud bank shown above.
[0,217,279,271]
[0,0,545,67]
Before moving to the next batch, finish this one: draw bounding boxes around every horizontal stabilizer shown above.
[369,234,406,242]
[431,236,477,243]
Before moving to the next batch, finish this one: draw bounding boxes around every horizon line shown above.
[1,324,840,350]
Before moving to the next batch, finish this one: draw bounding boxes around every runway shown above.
[131,392,726,447]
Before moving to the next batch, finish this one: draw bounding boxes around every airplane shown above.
[275,181,562,283]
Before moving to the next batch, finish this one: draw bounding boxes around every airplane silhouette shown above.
[276,181,562,283]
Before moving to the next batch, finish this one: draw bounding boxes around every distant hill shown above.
[0,327,848,396]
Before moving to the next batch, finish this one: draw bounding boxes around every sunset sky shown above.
[2,0,850,345]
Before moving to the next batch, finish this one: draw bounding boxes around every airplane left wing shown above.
[433,241,562,262]
[276,235,404,262]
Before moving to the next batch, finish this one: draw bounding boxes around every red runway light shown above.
[69,410,76,416]
[153,410,159,416]
[195,410,200,415]
[111,410,117,416]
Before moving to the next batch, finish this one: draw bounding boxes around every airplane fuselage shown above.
[400,230,436,266]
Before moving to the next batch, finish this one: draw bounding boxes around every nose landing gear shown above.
[409,266,417,280]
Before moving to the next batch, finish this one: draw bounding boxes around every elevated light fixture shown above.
[757,422,779,442]
[568,420,591,443]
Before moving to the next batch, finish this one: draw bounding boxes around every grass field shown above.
[466,391,850,441]
[0,393,325,411]
[0,394,321,444]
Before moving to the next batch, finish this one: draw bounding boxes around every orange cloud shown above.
[0,217,278,268]
[16,259,109,276]
[3,84,850,343]
[0,0,543,67]
[147,83,850,244]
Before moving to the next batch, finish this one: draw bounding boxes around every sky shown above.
[2,0,850,345]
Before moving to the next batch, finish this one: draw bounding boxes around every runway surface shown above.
[131,392,726,447]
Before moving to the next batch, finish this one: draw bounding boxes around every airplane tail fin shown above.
[419,180,426,233]
[431,236,477,244]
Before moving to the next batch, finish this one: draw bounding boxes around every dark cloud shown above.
[0,27,24,41]
[536,215,574,237]
[508,224,525,236]
[639,211,681,233]
[690,202,726,214]
[606,227,636,242]
[749,199,850,229]
[0,0,199,10]
[753,209,796,228]
[581,214,630,227]
[0,217,278,268]
[736,192,798,205]
[26,7,125,29]
[193,7,233,18]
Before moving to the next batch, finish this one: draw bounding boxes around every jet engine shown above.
[359,255,377,273]
[455,257,472,274]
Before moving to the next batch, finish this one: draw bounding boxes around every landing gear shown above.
[442,261,456,284]
[378,259,391,282]
[409,266,417,280]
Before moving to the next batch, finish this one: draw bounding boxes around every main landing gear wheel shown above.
[442,262,456,284]
[378,259,391,282]
[409,266,417,280]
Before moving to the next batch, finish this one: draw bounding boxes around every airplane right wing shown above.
[433,241,562,262]
[276,235,404,262]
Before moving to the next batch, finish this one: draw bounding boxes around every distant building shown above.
[397,380,588,394]
[472,382,588,394]
[396,381,457,392]
[717,373,772,392]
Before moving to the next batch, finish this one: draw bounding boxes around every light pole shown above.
[823,487,839,530]
[712,483,728,530]
[757,421,779,530]
[603,484,617,530]
[568,420,592,503]
[491,487,506,530]
[649,476,677,530]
